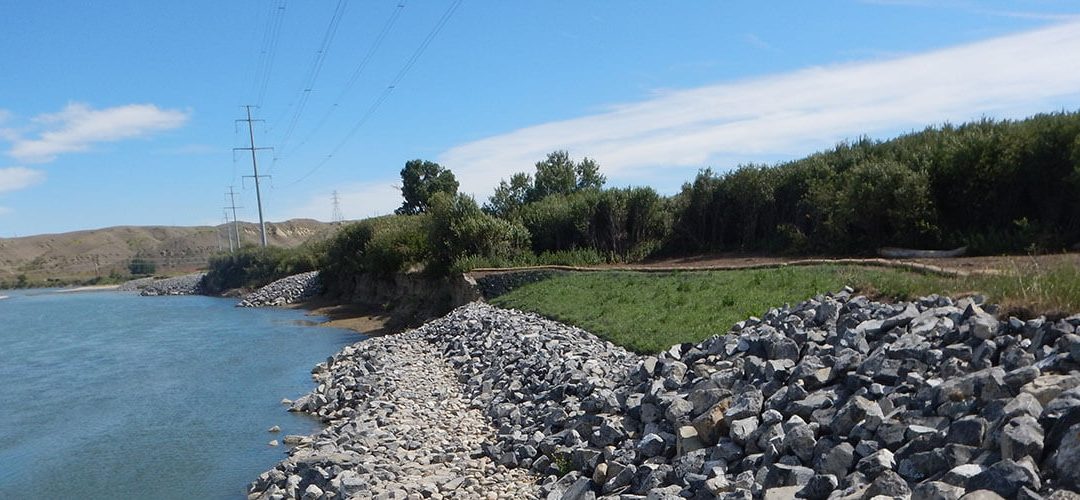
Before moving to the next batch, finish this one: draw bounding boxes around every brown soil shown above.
[291,298,398,337]
[471,252,1080,278]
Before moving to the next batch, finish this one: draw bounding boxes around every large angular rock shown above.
[1000,415,1043,461]
[725,388,764,420]
[966,459,1041,498]
[1051,422,1080,489]
[830,396,882,435]
[817,442,855,478]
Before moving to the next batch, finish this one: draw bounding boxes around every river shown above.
[0,289,359,499]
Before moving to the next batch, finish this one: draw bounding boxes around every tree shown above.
[487,151,607,214]
[530,151,578,202]
[484,172,532,217]
[575,157,605,191]
[396,159,459,215]
[128,258,156,276]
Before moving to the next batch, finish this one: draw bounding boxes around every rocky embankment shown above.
[238,271,322,307]
[251,293,1080,499]
[139,273,206,296]
[116,277,155,292]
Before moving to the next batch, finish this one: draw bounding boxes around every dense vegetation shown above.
[668,112,1080,255]
[201,244,322,295]
[203,110,1080,293]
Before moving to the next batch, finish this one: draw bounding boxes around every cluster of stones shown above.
[139,273,206,296]
[249,293,1080,499]
[238,271,322,307]
[116,277,155,292]
[247,319,543,500]
[533,290,1080,499]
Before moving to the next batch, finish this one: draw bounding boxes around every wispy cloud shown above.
[439,21,1080,198]
[979,10,1080,22]
[744,34,776,51]
[0,166,45,194]
[7,103,190,163]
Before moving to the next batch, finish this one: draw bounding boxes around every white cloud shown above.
[0,166,45,194]
[7,103,190,163]
[282,181,401,222]
[439,21,1080,198]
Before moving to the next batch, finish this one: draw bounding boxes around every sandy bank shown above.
[55,285,121,293]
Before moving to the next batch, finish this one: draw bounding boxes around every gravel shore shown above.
[252,292,1080,499]
[249,323,541,499]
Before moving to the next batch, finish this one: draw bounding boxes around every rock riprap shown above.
[250,293,1080,499]
[248,314,543,500]
[238,271,322,307]
[117,277,155,292]
[139,273,206,296]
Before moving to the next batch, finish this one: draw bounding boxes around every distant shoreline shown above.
[55,285,121,293]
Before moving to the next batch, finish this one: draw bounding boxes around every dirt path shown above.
[469,252,1080,278]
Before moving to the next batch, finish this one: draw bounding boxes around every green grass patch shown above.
[489,264,1080,353]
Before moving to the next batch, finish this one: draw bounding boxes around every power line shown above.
[253,0,289,107]
[287,0,465,185]
[235,106,272,247]
[281,1,408,159]
[274,0,349,159]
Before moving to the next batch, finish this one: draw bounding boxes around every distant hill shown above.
[0,219,337,283]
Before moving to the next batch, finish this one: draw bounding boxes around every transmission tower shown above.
[235,105,271,247]
[331,190,343,223]
[226,186,243,250]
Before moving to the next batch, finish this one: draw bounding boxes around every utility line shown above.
[274,0,349,160]
[253,0,288,108]
[280,1,408,160]
[287,0,464,186]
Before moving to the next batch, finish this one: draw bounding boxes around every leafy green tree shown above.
[484,172,532,217]
[128,258,156,276]
[575,157,605,191]
[530,151,578,201]
[396,159,459,215]
[487,151,607,214]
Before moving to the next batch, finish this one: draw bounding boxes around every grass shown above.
[488,263,1080,353]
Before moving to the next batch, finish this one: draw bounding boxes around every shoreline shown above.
[55,284,122,293]
[249,291,1080,499]
[291,300,399,337]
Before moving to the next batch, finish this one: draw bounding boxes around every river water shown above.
[0,289,359,499]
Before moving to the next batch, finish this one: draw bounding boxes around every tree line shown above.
[205,110,1080,293]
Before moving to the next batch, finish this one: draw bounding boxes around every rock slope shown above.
[139,273,206,296]
[238,271,322,307]
[248,324,542,499]
[251,293,1080,499]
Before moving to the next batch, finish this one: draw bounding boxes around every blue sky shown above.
[2,1,1080,236]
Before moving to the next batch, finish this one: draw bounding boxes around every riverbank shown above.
[251,290,1080,498]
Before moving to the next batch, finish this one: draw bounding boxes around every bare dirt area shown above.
[294,299,397,337]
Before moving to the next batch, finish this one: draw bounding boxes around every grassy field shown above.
[489,263,1080,353]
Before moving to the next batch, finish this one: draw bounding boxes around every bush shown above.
[427,192,531,273]
[128,258,156,276]
[202,245,319,294]
[319,215,430,295]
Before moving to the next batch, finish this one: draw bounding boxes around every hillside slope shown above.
[0,219,335,282]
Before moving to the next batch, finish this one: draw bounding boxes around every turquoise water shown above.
[0,289,360,499]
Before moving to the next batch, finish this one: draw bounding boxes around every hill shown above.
[0,219,335,284]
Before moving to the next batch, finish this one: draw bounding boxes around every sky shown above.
[2,1,1080,236]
